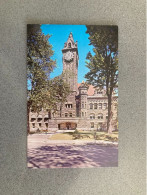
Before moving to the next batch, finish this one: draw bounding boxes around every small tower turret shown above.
[78,81,88,118]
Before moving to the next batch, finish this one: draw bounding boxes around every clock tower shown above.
[62,32,79,93]
[61,32,79,119]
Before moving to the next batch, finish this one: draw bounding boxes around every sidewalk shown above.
[28,134,118,146]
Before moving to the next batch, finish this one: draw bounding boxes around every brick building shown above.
[29,33,118,132]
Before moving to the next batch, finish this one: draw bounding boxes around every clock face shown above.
[64,51,74,62]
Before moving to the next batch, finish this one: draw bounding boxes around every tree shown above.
[41,74,71,118]
[85,25,118,133]
[27,25,70,133]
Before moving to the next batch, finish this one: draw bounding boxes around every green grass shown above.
[48,130,118,142]
[49,133,73,140]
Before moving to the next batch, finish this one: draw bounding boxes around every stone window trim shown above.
[37,117,42,122]
[44,117,49,122]
[103,103,107,109]
[98,113,103,119]
[31,118,36,122]
[90,103,93,109]
[65,104,73,109]
[98,103,102,109]
[90,113,95,119]
[91,122,94,128]
[94,103,97,109]
[82,103,84,109]
[65,113,68,117]
[45,123,48,128]
[68,42,71,48]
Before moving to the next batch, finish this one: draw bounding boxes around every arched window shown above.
[31,115,36,122]
[37,115,42,122]
[90,114,95,119]
[68,43,71,48]
[98,113,103,119]
[90,103,93,109]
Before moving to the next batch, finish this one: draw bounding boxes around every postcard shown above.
[27,24,118,168]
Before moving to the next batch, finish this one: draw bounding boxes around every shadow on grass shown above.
[28,144,118,169]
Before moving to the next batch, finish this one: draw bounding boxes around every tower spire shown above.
[62,32,78,50]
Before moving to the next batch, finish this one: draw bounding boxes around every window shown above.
[82,112,84,117]
[90,114,95,119]
[85,103,86,108]
[85,112,86,116]
[106,116,108,119]
[103,103,107,109]
[94,103,97,109]
[65,104,72,108]
[98,103,102,109]
[39,123,41,127]
[91,122,94,128]
[65,113,68,117]
[37,117,42,122]
[82,103,84,109]
[32,123,35,128]
[31,118,35,122]
[98,113,103,119]
[44,118,49,122]
[69,113,72,117]
[97,91,102,94]
[68,43,71,48]
[114,103,117,110]
[90,103,93,109]
[45,123,48,128]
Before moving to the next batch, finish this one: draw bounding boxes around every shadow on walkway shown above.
[28,144,118,168]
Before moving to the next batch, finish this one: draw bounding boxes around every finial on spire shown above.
[69,32,73,38]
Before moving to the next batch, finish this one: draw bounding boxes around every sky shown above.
[41,24,94,83]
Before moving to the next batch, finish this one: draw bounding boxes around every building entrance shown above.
[58,122,77,130]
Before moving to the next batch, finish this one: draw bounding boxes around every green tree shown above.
[85,25,118,133]
[41,74,71,118]
[27,25,70,133]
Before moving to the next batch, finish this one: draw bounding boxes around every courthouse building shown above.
[29,33,118,132]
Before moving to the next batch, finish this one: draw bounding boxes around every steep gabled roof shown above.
[78,83,95,96]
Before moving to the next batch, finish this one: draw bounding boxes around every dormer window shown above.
[68,43,71,48]
[97,91,102,94]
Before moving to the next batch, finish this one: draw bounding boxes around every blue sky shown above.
[41,24,94,83]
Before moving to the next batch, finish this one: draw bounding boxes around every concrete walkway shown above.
[28,134,118,168]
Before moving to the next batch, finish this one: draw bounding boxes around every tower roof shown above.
[62,32,78,51]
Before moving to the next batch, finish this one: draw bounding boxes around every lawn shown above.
[49,130,118,142]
